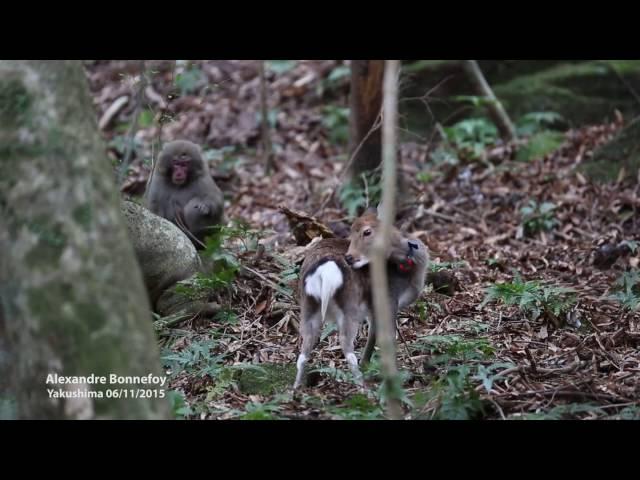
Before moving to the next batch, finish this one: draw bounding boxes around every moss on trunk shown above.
[0,61,169,419]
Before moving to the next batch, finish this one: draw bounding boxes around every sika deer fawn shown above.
[293,208,428,389]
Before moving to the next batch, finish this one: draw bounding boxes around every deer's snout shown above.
[345,254,354,265]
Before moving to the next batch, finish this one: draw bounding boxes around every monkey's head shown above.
[158,140,205,187]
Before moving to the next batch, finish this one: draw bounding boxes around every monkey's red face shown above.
[171,159,190,186]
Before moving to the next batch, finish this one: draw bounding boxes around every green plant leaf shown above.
[327,65,350,83]
[266,60,296,75]
[516,111,566,136]
[175,67,207,95]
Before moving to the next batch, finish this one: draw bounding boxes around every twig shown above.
[497,388,629,403]
[475,360,584,394]
[145,61,177,194]
[435,122,449,145]
[421,209,459,223]
[144,85,167,109]
[258,61,275,173]
[313,105,384,216]
[362,172,370,208]
[240,265,295,301]
[397,126,427,142]
[594,401,640,410]
[400,74,456,123]
[154,313,191,331]
[441,105,474,127]
[398,202,460,224]
[341,107,383,182]
[461,60,516,141]
[98,95,129,131]
[173,202,206,249]
[117,60,147,187]
[605,61,640,107]
[488,398,507,420]
[395,323,416,368]
[524,347,537,374]
[154,306,206,332]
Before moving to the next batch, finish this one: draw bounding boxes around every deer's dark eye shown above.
[363,229,372,237]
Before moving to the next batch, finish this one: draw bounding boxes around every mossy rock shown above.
[0,397,17,420]
[237,363,297,395]
[516,131,566,162]
[580,117,640,181]
[399,61,640,139]
[400,61,579,136]
[402,60,573,88]
[494,61,640,127]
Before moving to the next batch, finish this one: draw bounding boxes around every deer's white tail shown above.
[304,261,343,322]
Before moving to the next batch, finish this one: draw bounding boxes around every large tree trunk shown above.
[347,60,385,181]
[0,308,14,419]
[0,61,170,419]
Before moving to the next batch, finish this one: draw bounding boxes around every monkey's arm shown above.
[399,242,429,308]
[182,195,224,246]
[186,195,223,219]
[387,237,428,309]
[146,187,168,219]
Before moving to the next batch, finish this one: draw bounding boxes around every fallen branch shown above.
[497,388,630,403]
[461,60,516,142]
[117,60,148,187]
[98,95,129,131]
[240,265,295,301]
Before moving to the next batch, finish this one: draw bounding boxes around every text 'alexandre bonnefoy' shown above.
[45,373,167,387]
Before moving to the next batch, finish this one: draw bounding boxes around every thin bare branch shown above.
[370,60,402,420]
[312,106,383,217]
[117,60,147,187]
[259,61,275,173]
[461,60,516,141]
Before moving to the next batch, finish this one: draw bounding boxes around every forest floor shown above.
[86,60,640,420]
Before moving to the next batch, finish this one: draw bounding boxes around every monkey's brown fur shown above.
[146,140,224,247]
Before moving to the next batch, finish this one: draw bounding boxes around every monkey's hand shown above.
[389,238,423,273]
[388,238,414,264]
[192,202,211,216]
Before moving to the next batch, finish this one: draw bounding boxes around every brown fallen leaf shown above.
[537,325,548,340]
[255,301,267,315]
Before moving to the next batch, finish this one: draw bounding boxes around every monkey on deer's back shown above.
[146,140,224,248]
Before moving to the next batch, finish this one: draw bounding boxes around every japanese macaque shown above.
[146,140,224,248]
[293,208,428,389]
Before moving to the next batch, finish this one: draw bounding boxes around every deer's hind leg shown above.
[338,303,367,385]
[294,298,323,389]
